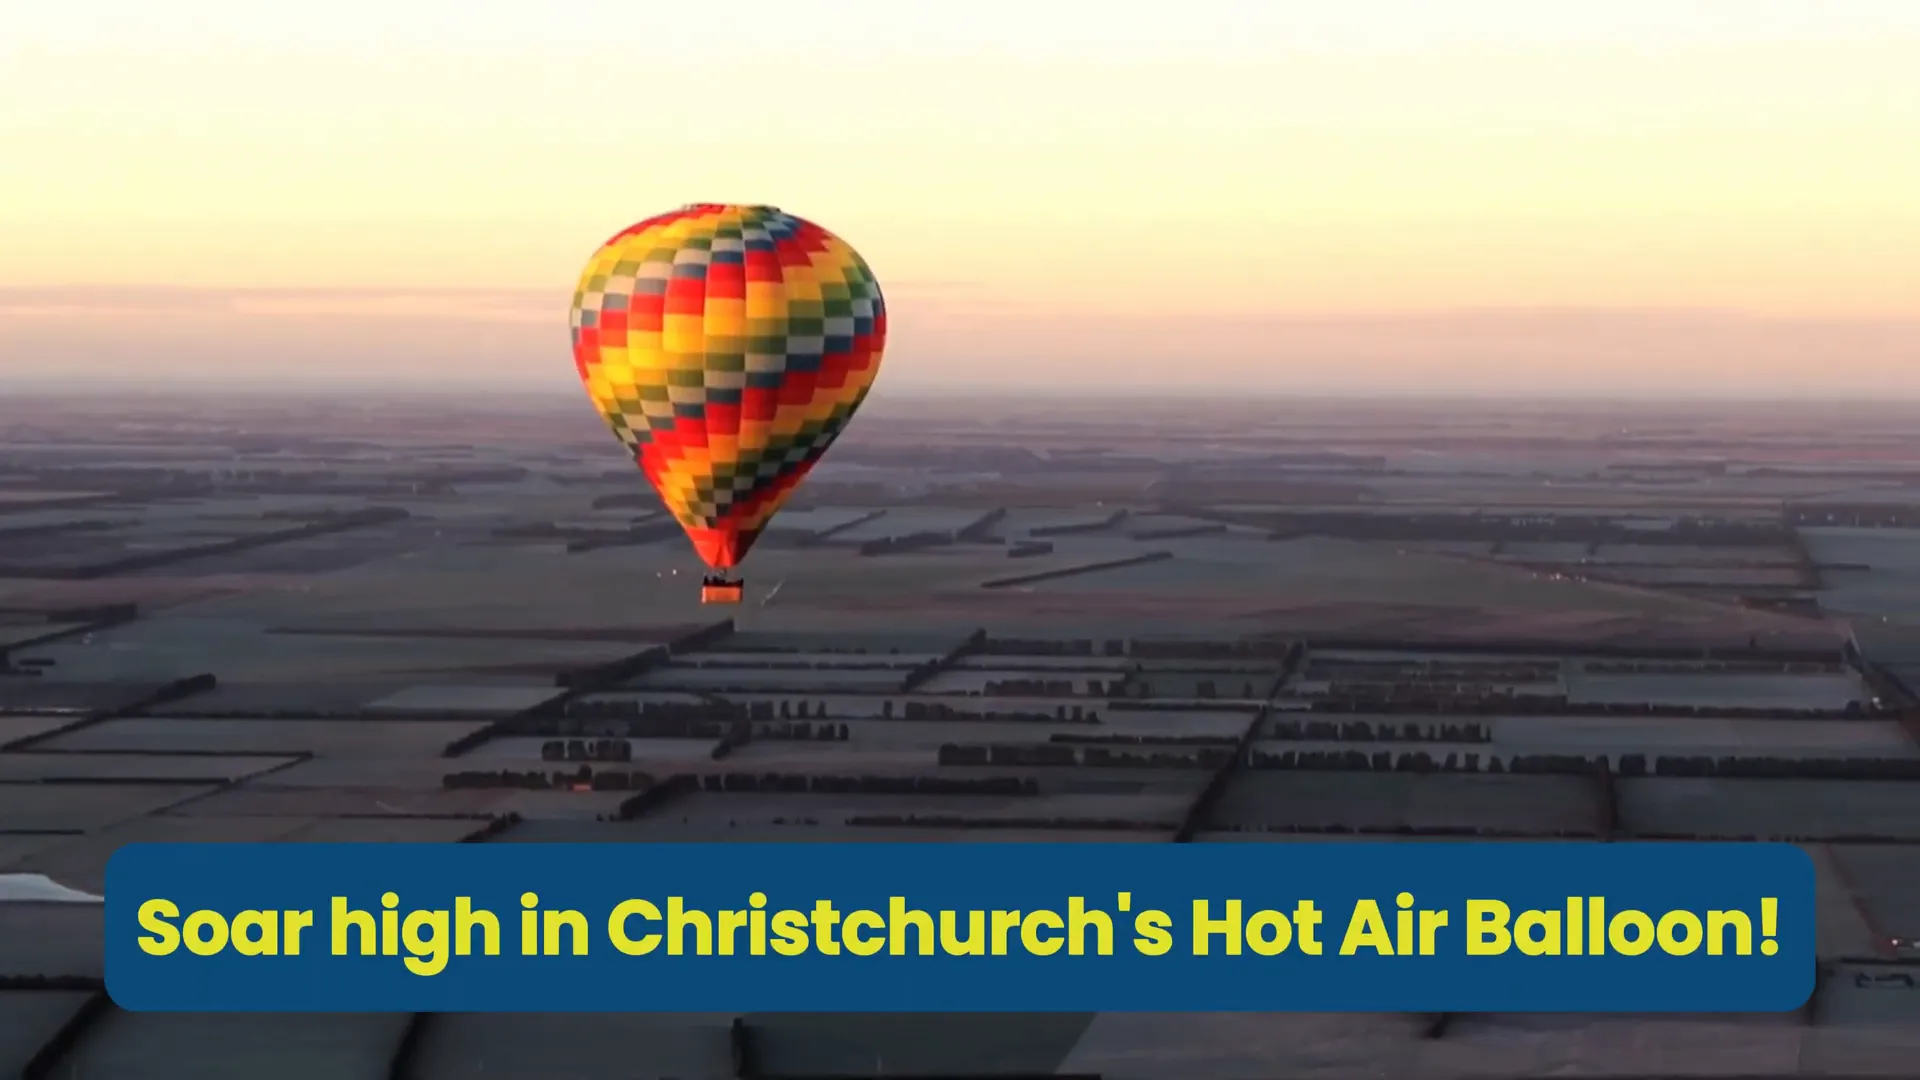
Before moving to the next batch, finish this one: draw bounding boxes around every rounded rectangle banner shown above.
[105,841,1814,1012]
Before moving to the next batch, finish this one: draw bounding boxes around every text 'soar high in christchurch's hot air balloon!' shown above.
[569,205,887,604]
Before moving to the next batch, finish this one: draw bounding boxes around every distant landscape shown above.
[2,392,1918,1078]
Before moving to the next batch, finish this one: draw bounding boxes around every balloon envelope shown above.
[570,204,887,571]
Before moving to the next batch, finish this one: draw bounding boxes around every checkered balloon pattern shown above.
[570,205,887,571]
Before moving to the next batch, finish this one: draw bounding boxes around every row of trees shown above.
[695,772,1036,795]
[1050,733,1238,746]
[541,738,635,762]
[1306,660,1561,682]
[531,726,850,763]
[1208,824,1598,839]
[566,699,845,721]
[1302,698,1864,718]
[1133,639,1291,660]
[981,638,1115,656]
[1639,755,1920,779]
[981,679,1089,696]
[1313,684,1566,705]
[1249,750,1603,774]
[845,814,1167,831]
[1584,660,1846,675]
[937,743,1227,769]
[896,701,1093,723]
[526,717,854,743]
[1246,749,1920,779]
[1265,719,1494,743]
[444,767,652,790]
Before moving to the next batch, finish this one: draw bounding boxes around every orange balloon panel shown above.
[570,205,887,571]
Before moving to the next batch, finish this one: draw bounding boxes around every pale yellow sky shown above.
[2,1,1918,395]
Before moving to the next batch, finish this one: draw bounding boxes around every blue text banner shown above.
[105,841,1814,1012]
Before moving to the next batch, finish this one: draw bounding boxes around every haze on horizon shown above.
[3,0,1918,399]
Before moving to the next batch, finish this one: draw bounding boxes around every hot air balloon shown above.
[570,204,887,604]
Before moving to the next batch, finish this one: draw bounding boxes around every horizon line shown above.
[3,381,1916,407]
[7,286,1920,325]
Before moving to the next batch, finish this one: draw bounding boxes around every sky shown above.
[2,0,1918,398]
